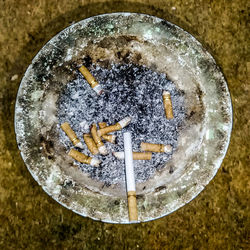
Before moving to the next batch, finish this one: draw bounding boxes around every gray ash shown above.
[57,63,185,185]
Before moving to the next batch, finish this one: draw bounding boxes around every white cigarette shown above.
[124,132,135,192]
[124,132,138,222]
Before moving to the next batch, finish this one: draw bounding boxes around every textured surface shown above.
[0,0,249,249]
[58,64,182,184]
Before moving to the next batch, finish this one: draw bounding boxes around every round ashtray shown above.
[15,13,232,223]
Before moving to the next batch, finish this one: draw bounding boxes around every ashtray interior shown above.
[15,13,232,223]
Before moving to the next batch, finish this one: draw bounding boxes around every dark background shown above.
[0,0,249,249]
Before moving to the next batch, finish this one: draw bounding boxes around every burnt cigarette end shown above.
[118,116,131,128]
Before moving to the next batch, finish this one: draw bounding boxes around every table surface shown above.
[0,0,248,249]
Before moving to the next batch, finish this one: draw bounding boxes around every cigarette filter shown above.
[163,90,174,119]
[79,65,103,95]
[124,132,138,222]
[83,134,99,155]
[127,191,138,222]
[68,149,101,167]
[91,123,108,155]
[98,122,116,143]
[61,122,84,149]
[140,142,172,153]
[113,151,152,160]
[98,117,131,136]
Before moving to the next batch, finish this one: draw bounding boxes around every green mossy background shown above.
[0,0,249,249]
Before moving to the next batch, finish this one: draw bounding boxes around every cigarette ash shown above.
[57,63,186,185]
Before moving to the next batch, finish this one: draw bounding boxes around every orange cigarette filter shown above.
[163,90,174,119]
[61,122,83,149]
[91,123,108,155]
[140,142,172,153]
[79,65,103,95]
[127,191,138,221]
[83,134,99,155]
[68,149,101,167]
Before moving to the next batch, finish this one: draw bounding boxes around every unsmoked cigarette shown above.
[163,90,174,119]
[68,149,101,167]
[61,122,83,149]
[79,65,103,95]
[91,123,108,155]
[113,152,152,160]
[140,142,172,153]
[98,117,131,136]
[83,134,99,155]
[124,132,138,222]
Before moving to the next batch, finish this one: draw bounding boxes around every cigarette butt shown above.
[79,65,103,95]
[83,134,99,155]
[97,124,120,137]
[128,191,138,221]
[68,149,101,167]
[113,152,152,160]
[91,123,108,155]
[163,91,174,119]
[140,142,172,153]
[61,122,84,149]
[98,122,116,143]
[98,117,131,136]
[102,134,116,144]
